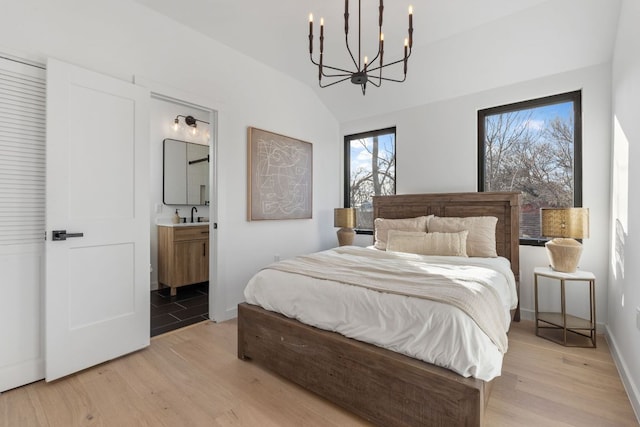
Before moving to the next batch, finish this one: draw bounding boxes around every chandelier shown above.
[308,0,414,95]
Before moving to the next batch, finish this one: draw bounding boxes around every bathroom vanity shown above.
[157,223,209,296]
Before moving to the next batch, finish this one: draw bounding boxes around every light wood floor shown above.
[1,319,637,427]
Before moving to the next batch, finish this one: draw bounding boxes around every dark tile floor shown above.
[150,282,209,337]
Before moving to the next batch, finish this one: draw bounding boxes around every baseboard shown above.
[605,325,640,423]
[0,358,44,393]
[519,308,535,322]
[212,306,237,323]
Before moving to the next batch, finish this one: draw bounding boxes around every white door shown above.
[45,59,150,381]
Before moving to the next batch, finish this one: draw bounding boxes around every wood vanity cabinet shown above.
[158,225,209,296]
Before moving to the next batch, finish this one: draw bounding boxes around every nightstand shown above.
[534,266,596,347]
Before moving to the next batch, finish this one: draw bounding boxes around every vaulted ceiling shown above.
[133,0,621,122]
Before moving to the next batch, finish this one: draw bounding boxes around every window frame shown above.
[344,126,397,235]
[477,90,583,246]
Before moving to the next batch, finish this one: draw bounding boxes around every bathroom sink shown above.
[157,220,209,227]
[172,221,208,227]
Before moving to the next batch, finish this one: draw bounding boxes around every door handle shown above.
[52,230,84,241]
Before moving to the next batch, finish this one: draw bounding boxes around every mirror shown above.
[163,138,209,205]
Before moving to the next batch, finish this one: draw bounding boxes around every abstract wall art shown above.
[247,127,313,220]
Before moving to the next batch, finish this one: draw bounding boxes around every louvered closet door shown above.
[0,56,46,391]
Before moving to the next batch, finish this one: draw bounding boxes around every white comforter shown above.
[243,246,517,381]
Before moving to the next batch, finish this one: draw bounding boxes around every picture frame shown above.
[247,127,313,221]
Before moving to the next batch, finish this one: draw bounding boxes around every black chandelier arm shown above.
[365,38,384,69]
[323,63,354,74]
[364,17,384,70]
[343,34,359,70]
[365,48,412,74]
[361,1,385,71]
[317,61,354,75]
[367,79,382,89]
[319,76,352,88]
[366,74,408,84]
[309,55,354,75]
[320,69,352,79]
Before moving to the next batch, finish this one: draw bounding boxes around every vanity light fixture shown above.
[172,115,210,136]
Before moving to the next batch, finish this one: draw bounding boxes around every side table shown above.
[534,266,596,347]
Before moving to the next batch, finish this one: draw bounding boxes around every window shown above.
[344,127,396,233]
[478,91,582,245]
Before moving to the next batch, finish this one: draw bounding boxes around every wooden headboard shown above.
[373,191,521,319]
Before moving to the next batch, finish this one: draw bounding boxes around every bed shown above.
[237,191,520,426]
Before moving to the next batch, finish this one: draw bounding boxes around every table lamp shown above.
[334,208,356,246]
[541,207,589,273]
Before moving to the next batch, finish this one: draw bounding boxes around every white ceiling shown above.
[133,0,621,123]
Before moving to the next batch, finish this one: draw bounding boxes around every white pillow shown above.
[427,216,498,257]
[387,230,469,257]
[374,215,431,250]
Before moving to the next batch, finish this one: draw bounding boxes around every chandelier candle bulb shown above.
[404,38,408,72]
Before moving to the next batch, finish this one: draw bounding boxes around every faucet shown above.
[191,206,198,223]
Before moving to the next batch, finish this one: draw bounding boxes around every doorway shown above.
[148,93,217,335]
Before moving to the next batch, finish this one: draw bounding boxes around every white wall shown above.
[343,63,612,326]
[0,0,340,319]
[610,0,640,417]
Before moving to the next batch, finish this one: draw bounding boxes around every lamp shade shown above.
[541,208,589,239]
[334,208,356,228]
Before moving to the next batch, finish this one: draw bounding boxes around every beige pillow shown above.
[387,230,469,257]
[427,216,498,257]
[374,215,431,250]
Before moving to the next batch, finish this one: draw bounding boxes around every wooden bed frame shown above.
[238,192,520,426]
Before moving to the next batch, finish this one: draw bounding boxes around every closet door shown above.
[45,59,150,381]
[0,57,46,392]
